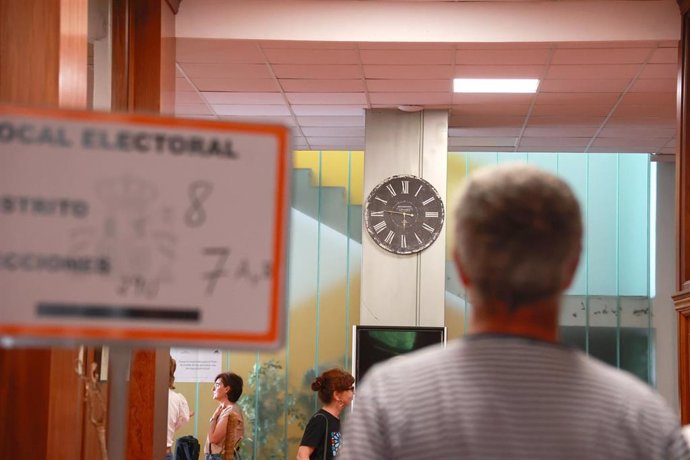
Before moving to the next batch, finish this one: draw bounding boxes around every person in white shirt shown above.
[167,356,192,460]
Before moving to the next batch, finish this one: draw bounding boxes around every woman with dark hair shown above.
[205,372,244,460]
[297,368,355,460]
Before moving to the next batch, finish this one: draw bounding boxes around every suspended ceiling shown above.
[174,0,679,155]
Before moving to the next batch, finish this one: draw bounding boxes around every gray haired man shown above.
[341,163,689,460]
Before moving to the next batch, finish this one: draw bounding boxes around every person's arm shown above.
[174,394,191,430]
[207,405,229,445]
[297,412,324,460]
[296,445,315,460]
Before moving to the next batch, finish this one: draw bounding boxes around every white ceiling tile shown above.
[448,137,517,148]
[605,116,675,129]
[620,92,675,105]
[649,47,678,64]
[272,65,362,79]
[176,91,205,104]
[191,78,280,92]
[292,105,365,116]
[455,49,550,65]
[301,127,365,137]
[455,43,551,50]
[360,49,454,65]
[516,145,584,153]
[262,48,359,65]
[590,137,667,150]
[364,65,453,79]
[369,93,451,105]
[181,63,272,79]
[546,64,641,80]
[454,65,543,79]
[628,78,676,92]
[453,104,530,116]
[531,104,613,117]
[358,43,454,50]
[598,126,676,138]
[259,41,355,49]
[220,115,297,127]
[174,103,214,116]
[176,77,195,92]
[526,115,606,127]
[449,115,525,128]
[522,126,599,138]
[202,92,285,104]
[297,116,364,127]
[613,104,675,118]
[177,39,264,63]
[367,79,450,92]
[519,137,590,148]
[286,93,368,104]
[281,79,365,92]
[535,92,619,105]
[176,114,217,120]
[213,105,292,116]
[638,64,677,79]
[539,79,630,92]
[551,48,653,65]
[449,127,522,137]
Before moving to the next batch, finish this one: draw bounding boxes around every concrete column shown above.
[360,109,448,327]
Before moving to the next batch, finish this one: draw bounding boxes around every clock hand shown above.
[385,210,415,217]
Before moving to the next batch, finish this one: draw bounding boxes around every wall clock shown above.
[364,174,444,255]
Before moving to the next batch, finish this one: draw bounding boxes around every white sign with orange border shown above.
[0,106,290,349]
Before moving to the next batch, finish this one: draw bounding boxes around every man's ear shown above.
[561,251,581,290]
[453,250,471,287]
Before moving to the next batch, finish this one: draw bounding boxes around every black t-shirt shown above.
[299,409,342,459]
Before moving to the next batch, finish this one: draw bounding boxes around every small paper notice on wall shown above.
[171,348,223,383]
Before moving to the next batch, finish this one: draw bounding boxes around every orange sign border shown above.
[0,104,290,348]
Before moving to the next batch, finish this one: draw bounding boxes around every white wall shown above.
[653,160,679,412]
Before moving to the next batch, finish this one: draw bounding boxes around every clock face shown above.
[364,175,444,255]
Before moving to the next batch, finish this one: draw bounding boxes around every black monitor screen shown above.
[353,325,446,384]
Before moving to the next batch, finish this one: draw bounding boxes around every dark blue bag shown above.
[175,435,201,460]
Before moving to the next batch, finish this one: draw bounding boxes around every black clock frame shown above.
[364,174,444,255]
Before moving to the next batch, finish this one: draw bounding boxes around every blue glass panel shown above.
[587,155,618,296]
[618,155,649,296]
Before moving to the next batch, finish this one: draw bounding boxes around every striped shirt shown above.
[340,335,690,460]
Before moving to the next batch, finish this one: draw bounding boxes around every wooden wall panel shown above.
[677,0,690,425]
[47,349,85,460]
[59,0,89,108]
[675,292,690,424]
[0,0,60,104]
[0,349,51,459]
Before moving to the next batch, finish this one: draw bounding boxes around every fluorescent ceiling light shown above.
[453,78,540,93]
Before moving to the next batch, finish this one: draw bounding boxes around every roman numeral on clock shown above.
[386,184,397,196]
[370,211,384,217]
[401,181,409,194]
[384,231,395,244]
[422,197,435,206]
[373,220,387,233]
[425,211,439,218]
[422,223,435,233]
